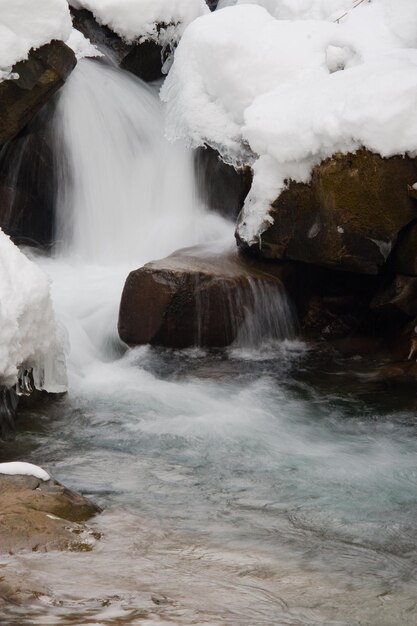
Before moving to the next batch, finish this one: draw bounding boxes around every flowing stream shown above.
[1,59,417,625]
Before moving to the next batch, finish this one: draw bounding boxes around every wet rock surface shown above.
[0,41,76,147]
[195,146,252,220]
[0,106,55,247]
[238,150,417,275]
[118,246,295,348]
[71,8,165,82]
[0,474,100,554]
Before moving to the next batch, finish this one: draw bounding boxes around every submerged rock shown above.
[0,41,76,146]
[0,473,100,553]
[237,150,417,275]
[71,8,165,82]
[118,246,296,348]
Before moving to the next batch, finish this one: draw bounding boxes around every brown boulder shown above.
[71,8,165,82]
[0,473,101,553]
[237,150,417,275]
[118,246,297,348]
[0,41,76,146]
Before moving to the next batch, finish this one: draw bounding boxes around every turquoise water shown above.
[2,343,417,625]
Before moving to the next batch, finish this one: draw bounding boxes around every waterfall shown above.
[53,58,228,266]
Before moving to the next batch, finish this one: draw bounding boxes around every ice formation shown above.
[0,229,67,392]
[0,0,72,81]
[162,0,417,242]
[0,461,50,481]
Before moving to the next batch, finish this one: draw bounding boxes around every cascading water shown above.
[42,58,234,375]
[2,57,417,626]
[53,59,228,266]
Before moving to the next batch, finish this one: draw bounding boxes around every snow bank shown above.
[162,0,417,242]
[0,0,72,81]
[69,0,209,47]
[220,0,351,21]
[0,229,67,392]
[0,461,50,481]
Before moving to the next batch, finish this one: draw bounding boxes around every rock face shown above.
[237,150,417,275]
[195,146,252,220]
[391,221,417,276]
[118,246,296,348]
[371,275,417,319]
[0,106,55,246]
[71,8,165,82]
[0,389,18,440]
[0,41,76,147]
[0,474,100,553]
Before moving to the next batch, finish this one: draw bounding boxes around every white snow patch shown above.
[233,0,352,21]
[0,461,50,481]
[69,0,209,47]
[163,1,417,243]
[0,0,72,81]
[0,229,67,391]
[66,28,102,59]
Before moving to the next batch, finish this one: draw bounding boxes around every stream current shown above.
[1,59,417,625]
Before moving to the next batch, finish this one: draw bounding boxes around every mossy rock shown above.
[237,150,417,275]
[0,41,76,146]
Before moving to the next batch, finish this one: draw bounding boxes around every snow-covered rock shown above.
[69,0,209,47]
[0,0,72,81]
[162,0,417,244]
[0,228,67,391]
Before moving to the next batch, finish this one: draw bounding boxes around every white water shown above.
[54,59,228,266]
[42,59,233,381]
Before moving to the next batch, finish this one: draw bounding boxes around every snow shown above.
[0,461,50,481]
[66,28,102,59]
[162,0,417,243]
[0,228,67,392]
[0,0,72,81]
[223,0,352,21]
[69,0,209,47]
